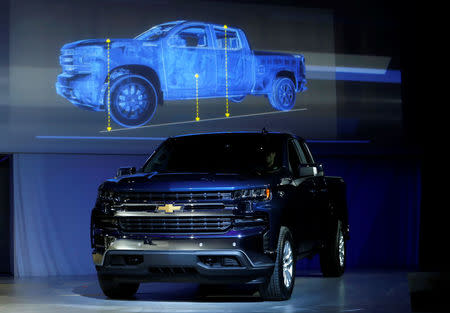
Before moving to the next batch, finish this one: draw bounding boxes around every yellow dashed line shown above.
[224,25,230,117]
[106,38,112,132]
[195,73,200,121]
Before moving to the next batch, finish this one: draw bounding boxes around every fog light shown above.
[125,255,143,265]
[222,256,240,267]
[104,235,116,249]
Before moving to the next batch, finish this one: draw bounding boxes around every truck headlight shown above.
[77,46,104,63]
[233,188,271,201]
[98,189,115,201]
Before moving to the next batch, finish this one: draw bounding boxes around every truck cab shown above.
[91,132,348,300]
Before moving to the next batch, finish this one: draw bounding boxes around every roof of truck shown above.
[173,20,240,30]
[171,131,304,141]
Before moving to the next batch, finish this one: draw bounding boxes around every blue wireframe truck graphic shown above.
[56,21,307,127]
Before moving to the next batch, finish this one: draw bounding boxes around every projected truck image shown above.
[56,21,307,128]
[91,132,348,300]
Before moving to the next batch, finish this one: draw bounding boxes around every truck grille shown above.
[114,191,233,203]
[59,49,90,74]
[60,49,75,73]
[119,216,232,233]
[116,203,226,212]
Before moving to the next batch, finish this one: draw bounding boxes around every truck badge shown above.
[157,204,182,213]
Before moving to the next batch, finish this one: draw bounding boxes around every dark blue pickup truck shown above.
[56,21,307,127]
[91,132,348,300]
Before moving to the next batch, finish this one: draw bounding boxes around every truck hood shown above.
[61,38,142,50]
[103,172,275,193]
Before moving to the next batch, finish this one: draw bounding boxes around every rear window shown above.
[214,28,241,50]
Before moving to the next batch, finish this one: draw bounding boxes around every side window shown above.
[214,28,241,50]
[293,140,308,164]
[300,141,315,164]
[170,26,208,48]
[288,140,301,176]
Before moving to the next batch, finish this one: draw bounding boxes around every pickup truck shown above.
[91,131,348,300]
[56,21,307,127]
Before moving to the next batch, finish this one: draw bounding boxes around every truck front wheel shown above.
[259,226,296,301]
[97,274,140,299]
[108,74,158,128]
[268,77,296,111]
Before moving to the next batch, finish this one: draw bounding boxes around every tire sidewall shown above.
[335,220,346,273]
[276,228,296,298]
[108,75,158,128]
[320,219,346,276]
[271,77,296,111]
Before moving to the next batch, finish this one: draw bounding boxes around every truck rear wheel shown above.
[268,77,296,111]
[108,74,158,128]
[320,219,346,277]
[97,274,140,299]
[259,226,296,301]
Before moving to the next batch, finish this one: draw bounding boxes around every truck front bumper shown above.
[94,232,274,284]
[56,73,105,111]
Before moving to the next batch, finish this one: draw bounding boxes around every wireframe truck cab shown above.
[56,21,307,127]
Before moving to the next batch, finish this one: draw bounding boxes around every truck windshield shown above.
[135,23,179,40]
[143,134,284,175]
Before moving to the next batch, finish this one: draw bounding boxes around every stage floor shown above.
[0,271,411,313]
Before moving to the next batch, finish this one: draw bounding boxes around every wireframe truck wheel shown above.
[108,75,158,128]
[269,77,296,111]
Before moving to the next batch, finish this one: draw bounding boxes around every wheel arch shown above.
[326,177,349,238]
[275,70,296,87]
[278,204,303,257]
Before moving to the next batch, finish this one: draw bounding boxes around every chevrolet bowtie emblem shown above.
[157,204,182,213]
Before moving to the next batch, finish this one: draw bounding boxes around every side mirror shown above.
[298,165,317,177]
[315,163,324,176]
[117,167,136,177]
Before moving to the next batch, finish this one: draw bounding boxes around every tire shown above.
[108,74,158,128]
[230,95,245,103]
[320,219,346,277]
[97,274,140,299]
[268,77,296,111]
[259,226,296,301]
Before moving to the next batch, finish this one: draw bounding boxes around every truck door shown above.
[213,27,249,96]
[287,139,320,249]
[163,25,217,99]
[298,141,328,241]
